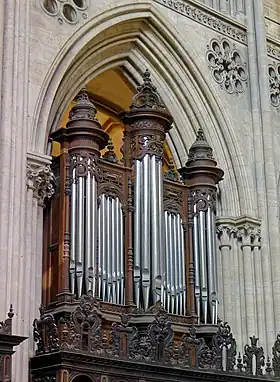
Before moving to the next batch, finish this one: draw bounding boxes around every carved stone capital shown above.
[26,152,55,205]
[216,216,261,249]
[216,225,236,248]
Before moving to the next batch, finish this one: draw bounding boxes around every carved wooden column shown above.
[121,69,173,311]
[50,89,108,303]
[179,128,223,324]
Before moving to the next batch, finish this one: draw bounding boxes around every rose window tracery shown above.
[40,0,88,24]
[206,38,247,94]
[268,63,280,107]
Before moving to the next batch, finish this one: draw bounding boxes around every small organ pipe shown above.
[158,160,165,303]
[70,168,76,295]
[172,213,179,314]
[102,195,107,301]
[169,214,175,314]
[85,171,92,293]
[193,204,201,323]
[106,197,112,302]
[115,198,119,305]
[98,197,102,299]
[180,221,186,315]
[164,212,170,311]
[133,160,141,307]
[120,201,124,305]
[199,210,208,323]
[91,176,97,296]
[176,214,183,315]
[151,155,161,304]
[111,198,116,303]
[206,207,214,323]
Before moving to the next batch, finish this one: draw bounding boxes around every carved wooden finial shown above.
[130,69,165,111]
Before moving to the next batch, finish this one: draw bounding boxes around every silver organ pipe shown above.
[151,155,161,304]
[97,194,124,305]
[142,154,151,310]
[85,170,92,293]
[158,160,165,303]
[91,176,97,296]
[193,191,218,324]
[133,153,167,311]
[163,210,186,315]
[119,199,124,305]
[193,203,201,323]
[70,167,76,295]
[70,156,100,299]
[199,209,208,324]
[76,175,84,298]
[133,160,141,308]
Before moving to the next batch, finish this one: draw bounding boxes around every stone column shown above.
[238,225,258,340]
[216,216,262,352]
[12,152,55,382]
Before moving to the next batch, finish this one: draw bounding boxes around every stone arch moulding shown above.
[30,0,254,217]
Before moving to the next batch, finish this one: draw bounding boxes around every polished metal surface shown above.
[199,210,208,324]
[70,167,76,295]
[193,203,201,323]
[76,175,84,298]
[142,155,151,311]
[133,159,141,307]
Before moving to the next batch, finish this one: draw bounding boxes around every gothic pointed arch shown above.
[30,0,253,218]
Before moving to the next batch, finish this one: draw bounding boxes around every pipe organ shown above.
[43,70,223,325]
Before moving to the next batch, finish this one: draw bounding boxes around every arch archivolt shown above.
[30,0,255,217]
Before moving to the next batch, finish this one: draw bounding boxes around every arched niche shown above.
[31,1,254,217]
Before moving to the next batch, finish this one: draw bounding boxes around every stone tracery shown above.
[268,63,280,107]
[206,38,248,94]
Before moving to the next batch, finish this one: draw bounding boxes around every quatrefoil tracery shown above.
[40,0,88,24]
[206,38,248,94]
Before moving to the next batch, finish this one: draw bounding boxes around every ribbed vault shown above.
[31,1,253,217]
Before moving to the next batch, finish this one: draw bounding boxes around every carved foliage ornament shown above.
[26,163,55,203]
[269,63,280,107]
[40,0,88,25]
[154,0,247,44]
[33,298,280,377]
[207,38,247,94]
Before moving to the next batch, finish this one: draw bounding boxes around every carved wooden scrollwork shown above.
[190,188,216,215]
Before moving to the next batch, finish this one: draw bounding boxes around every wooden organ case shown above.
[31,70,227,382]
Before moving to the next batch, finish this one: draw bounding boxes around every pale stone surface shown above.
[1,0,280,380]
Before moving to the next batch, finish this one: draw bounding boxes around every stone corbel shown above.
[26,152,55,206]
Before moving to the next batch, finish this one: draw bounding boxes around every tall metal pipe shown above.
[98,197,102,299]
[180,219,186,315]
[206,206,216,323]
[91,176,97,296]
[193,203,201,323]
[164,211,170,311]
[199,209,208,324]
[106,197,112,302]
[151,155,161,304]
[85,170,92,294]
[114,198,119,304]
[70,168,76,294]
[142,155,151,310]
[134,160,141,307]
[102,195,107,301]
[120,200,124,305]
[158,160,165,303]
[76,175,84,297]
